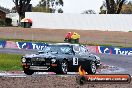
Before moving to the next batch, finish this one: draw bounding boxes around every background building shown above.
[0,6,9,21]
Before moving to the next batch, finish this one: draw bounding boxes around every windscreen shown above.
[42,45,73,54]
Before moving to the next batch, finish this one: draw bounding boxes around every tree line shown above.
[12,0,132,20]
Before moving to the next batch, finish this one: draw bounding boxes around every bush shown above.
[5,18,12,26]
[0,19,5,26]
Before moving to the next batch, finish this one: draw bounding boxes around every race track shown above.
[0,48,132,76]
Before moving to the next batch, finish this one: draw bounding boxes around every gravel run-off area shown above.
[0,75,131,88]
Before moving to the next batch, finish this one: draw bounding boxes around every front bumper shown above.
[29,66,50,70]
[22,63,58,71]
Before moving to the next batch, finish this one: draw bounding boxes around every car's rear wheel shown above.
[56,60,68,74]
[86,61,96,74]
[24,69,34,75]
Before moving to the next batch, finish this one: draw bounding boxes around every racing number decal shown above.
[73,57,78,65]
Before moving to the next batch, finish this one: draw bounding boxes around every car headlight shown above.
[22,58,26,63]
[51,59,56,63]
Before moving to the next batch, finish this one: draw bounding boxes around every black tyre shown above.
[24,69,34,75]
[64,38,69,42]
[56,60,68,74]
[68,39,71,42]
[71,39,76,43]
[86,61,96,74]
[75,39,79,43]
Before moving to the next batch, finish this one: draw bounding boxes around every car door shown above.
[69,46,88,71]
[78,46,90,64]
[68,45,80,72]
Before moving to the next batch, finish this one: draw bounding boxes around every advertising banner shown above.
[5,41,18,49]
[97,46,132,55]
[0,40,6,48]
[1,40,132,56]
[16,42,48,50]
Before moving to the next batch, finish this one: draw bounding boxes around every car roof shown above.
[49,43,80,46]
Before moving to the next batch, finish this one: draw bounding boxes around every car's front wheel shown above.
[86,61,96,74]
[56,60,68,74]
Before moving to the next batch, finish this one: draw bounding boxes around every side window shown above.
[80,47,87,53]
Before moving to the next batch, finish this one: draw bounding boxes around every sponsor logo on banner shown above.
[114,48,132,55]
[0,41,6,48]
[97,46,132,55]
[16,42,48,50]
[97,46,112,54]
[32,43,47,50]
[16,42,30,49]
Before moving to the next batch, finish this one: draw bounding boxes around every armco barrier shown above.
[1,41,48,50]
[5,41,18,49]
[86,46,96,53]
[0,40,6,48]
[0,40,132,55]
[96,46,132,55]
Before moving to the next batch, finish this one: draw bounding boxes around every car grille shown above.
[30,57,51,66]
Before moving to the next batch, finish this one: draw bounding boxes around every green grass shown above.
[0,53,22,71]
[0,38,62,43]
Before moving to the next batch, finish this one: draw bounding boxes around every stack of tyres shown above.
[71,32,80,43]
[64,32,80,43]
[21,22,24,27]
[24,22,31,28]
[20,18,32,28]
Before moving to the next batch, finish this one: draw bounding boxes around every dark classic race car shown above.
[21,43,101,75]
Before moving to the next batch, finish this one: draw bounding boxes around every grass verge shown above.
[0,38,131,48]
[0,53,22,71]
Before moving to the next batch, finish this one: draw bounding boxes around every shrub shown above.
[0,19,5,26]
[5,18,12,26]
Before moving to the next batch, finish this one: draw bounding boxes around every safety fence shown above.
[0,40,132,55]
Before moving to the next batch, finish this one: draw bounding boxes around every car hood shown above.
[23,53,57,58]
[23,52,67,59]
[90,53,101,61]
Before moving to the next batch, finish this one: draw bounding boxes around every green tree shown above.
[57,8,63,13]
[100,0,126,14]
[81,10,96,14]
[32,0,63,13]
[13,0,31,20]
[120,1,132,13]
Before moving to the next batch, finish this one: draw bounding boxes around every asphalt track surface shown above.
[0,48,132,76]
